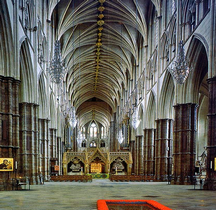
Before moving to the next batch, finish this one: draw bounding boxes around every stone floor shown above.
[0,179,215,210]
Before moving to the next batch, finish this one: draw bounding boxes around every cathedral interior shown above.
[0,0,216,209]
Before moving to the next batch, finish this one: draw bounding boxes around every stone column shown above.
[8,79,13,156]
[50,128,57,158]
[38,118,50,181]
[49,128,57,176]
[155,119,173,181]
[130,140,136,174]
[110,121,116,152]
[34,105,39,184]
[30,103,35,184]
[72,127,76,152]
[134,137,139,175]
[0,76,20,190]
[204,77,216,190]
[14,79,20,167]
[57,137,62,175]
[143,129,155,176]
[19,103,39,184]
[38,119,42,178]
[137,135,144,175]
[173,103,198,185]
[19,103,28,178]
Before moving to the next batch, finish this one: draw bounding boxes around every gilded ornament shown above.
[96,52,100,56]
[98,27,103,31]
[98,32,102,37]
[98,6,105,12]
[96,57,100,63]
[97,20,104,26]
[98,0,106,4]
[96,42,102,47]
[98,38,102,42]
[98,14,104,19]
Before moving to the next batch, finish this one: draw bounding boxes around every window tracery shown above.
[90,121,97,138]
[188,0,196,31]
[90,140,97,148]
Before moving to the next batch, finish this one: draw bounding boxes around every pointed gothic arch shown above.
[0,0,14,77]
[19,39,36,103]
[182,36,208,104]
[146,91,156,128]
[38,72,48,118]
[158,71,175,119]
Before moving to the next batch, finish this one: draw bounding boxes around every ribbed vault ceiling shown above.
[49,0,153,128]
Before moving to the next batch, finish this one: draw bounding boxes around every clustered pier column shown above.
[155,119,173,181]
[38,118,50,181]
[50,128,57,176]
[137,135,144,175]
[133,135,144,175]
[0,76,20,190]
[204,77,216,190]
[110,120,117,152]
[173,103,198,185]
[19,103,39,184]
[57,137,62,175]
[143,128,155,177]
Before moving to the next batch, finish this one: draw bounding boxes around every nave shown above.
[1,179,216,210]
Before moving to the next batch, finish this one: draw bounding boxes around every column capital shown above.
[173,103,199,108]
[207,76,216,84]
[143,128,156,131]
[49,128,57,131]
[155,118,174,122]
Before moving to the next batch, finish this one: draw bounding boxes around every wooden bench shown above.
[50,175,92,182]
[109,175,156,182]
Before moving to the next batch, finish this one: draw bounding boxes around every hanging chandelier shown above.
[168,40,192,84]
[118,129,124,144]
[69,106,77,128]
[49,40,67,84]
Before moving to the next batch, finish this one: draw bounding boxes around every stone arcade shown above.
[0,0,216,195]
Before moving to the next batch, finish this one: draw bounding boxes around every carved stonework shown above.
[62,148,132,175]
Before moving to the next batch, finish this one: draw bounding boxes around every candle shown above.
[15,161,17,170]
[210,161,212,169]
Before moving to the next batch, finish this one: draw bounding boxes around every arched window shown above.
[101,127,104,138]
[100,141,105,147]
[90,121,97,138]
[90,140,97,148]
[81,140,86,148]
[82,127,86,139]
